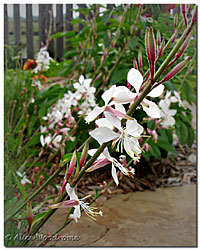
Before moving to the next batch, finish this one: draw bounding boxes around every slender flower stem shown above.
[14,14,196,246]
[37,180,115,247]
[95,5,143,96]
[4,164,66,223]
[90,5,129,86]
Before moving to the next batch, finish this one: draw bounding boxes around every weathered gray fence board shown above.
[39,4,46,47]
[39,4,54,57]
[78,4,86,32]
[5,4,107,59]
[56,4,63,61]
[4,4,9,45]
[13,4,21,47]
[46,4,54,57]
[107,4,114,9]
[65,4,73,51]
[26,4,34,58]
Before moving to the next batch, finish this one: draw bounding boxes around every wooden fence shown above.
[4,4,114,61]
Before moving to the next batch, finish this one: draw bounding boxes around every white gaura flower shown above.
[170,91,185,108]
[34,46,52,73]
[87,148,135,186]
[40,134,52,147]
[90,112,143,162]
[85,85,135,123]
[49,183,102,222]
[16,171,31,185]
[159,99,177,128]
[74,75,96,95]
[127,68,164,118]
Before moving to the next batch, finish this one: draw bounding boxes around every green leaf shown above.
[147,119,156,130]
[185,123,195,148]
[148,140,161,158]
[51,31,76,39]
[129,37,139,51]
[61,152,81,164]
[149,4,160,20]
[23,134,40,149]
[175,120,188,145]
[156,138,177,155]
[110,67,129,84]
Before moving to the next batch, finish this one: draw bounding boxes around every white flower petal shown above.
[85,106,104,123]
[111,164,119,186]
[104,112,122,131]
[102,85,116,105]
[74,205,81,220]
[113,86,135,104]
[40,135,45,147]
[102,147,113,161]
[53,135,62,144]
[73,82,80,90]
[127,68,143,93]
[114,103,126,114]
[142,99,161,118]
[168,109,177,116]
[88,148,105,159]
[147,84,165,97]
[89,127,119,145]
[95,117,113,129]
[65,183,79,200]
[125,119,144,137]
[79,75,84,84]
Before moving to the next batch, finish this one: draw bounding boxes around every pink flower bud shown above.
[181,4,187,27]
[156,38,165,61]
[133,58,138,70]
[92,58,95,71]
[163,57,191,81]
[174,13,178,29]
[138,50,144,75]
[95,72,102,82]
[79,142,89,169]
[145,27,156,80]
[49,200,79,209]
[68,150,77,176]
[127,82,131,89]
[86,158,111,172]
[157,29,161,48]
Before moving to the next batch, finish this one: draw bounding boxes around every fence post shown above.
[46,4,54,58]
[26,4,34,58]
[78,4,86,32]
[107,4,114,9]
[65,4,73,51]
[39,4,54,57]
[56,4,63,61]
[4,4,9,45]
[13,4,21,48]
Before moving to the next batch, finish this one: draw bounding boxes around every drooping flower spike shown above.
[85,85,135,123]
[86,148,135,186]
[90,112,143,163]
[127,68,164,118]
[49,183,102,222]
